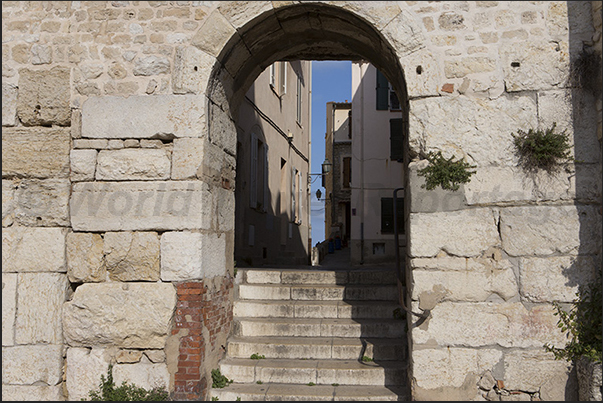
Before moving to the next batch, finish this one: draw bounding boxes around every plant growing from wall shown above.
[417,151,476,191]
[211,368,233,389]
[544,274,602,363]
[86,364,170,401]
[512,123,573,173]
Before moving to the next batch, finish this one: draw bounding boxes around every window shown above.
[296,72,302,125]
[376,69,401,111]
[269,61,287,96]
[250,131,268,210]
[381,197,404,234]
[290,167,297,223]
[390,118,404,162]
[342,157,351,188]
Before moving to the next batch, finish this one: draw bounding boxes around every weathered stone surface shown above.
[63,283,177,348]
[15,273,67,344]
[500,40,570,92]
[413,347,501,389]
[171,137,205,179]
[400,49,441,98]
[519,255,599,303]
[31,43,52,65]
[409,209,500,258]
[217,1,273,29]
[504,350,572,395]
[336,1,401,31]
[14,179,70,226]
[104,231,160,282]
[217,187,235,232]
[2,227,66,272]
[17,66,71,126]
[2,180,16,226]
[70,181,211,231]
[576,356,603,402]
[2,127,70,178]
[117,349,144,363]
[208,101,237,155]
[133,55,171,76]
[96,149,171,181]
[412,302,565,348]
[173,46,215,95]
[2,273,17,346]
[500,205,601,256]
[66,347,109,402]
[191,10,237,57]
[445,57,496,78]
[2,83,17,126]
[412,260,517,302]
[113,356,170,390]
[2,345,63,385]
[408,95,537,166]
[381,8,425,56]
[0,385,64,401]
[66,232,105,283]
[81,95,206,139]
[160,231,226,281]
[70,149,98,182]
[144,350,166,363]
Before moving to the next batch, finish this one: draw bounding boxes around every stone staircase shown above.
[210,267,410,401]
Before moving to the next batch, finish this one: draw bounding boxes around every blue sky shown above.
[309,60,352,244]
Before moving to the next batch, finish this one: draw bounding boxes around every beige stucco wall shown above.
[2,1,601,401]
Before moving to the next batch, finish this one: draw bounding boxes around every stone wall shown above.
[2,1,601,401]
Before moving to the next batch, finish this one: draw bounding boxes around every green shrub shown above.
[512,123,573,173]
[211,368,233,389]
[250,353,265,360]
[544,273,602,363]
[85,365,169,401]
[361,355,373,362]
[417,151,476,191]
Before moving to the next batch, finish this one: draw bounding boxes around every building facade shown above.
[235,60,312,267]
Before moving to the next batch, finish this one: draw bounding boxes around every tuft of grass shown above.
[512,123,573,173]
[361,355,373,362]
[211,397,219,401]
[211,368,233,389]
[418,151,476,191]
[85,364,170,401]
[250,353,265,360]
[256,381,263,385]
[331,383,339,387]
[307,382,315,386]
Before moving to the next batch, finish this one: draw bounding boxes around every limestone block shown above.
[217,187,235,232]
[62,283,177,348]
[412,302,566,349]
[504,350,572,395]
[1,345,63,385]
[66,348,109,402]
[2,127,70,178]
[217,1,273,29]
[117,350,144,363]
[576,356,603,402]
[2,227,66,273]
[133,55,171,76]
[409,208,500,258]
[208,99,237,155]
[380,8,426,56]
[144,350,166,363]
[191,10,237,57]
[70,181,211,232]
[400,49,441,98]
[96,149,171,181]
[572,164,603,201]
[408,95,537,166]
[17,66,70,126]
[0,385,63,401]
[500,205,601,256]
[2,83,17,126]
[413,347,502,390]
[412,260,518,302]
[519,255,599,303]
[160,231,226,281]
[66,232,106,283]
[113,356,170,391]
[16,273,67,344]
[500,39,569,92]
[172,45,216,95]
[31,43,52,64]
[2,180,16,226]
[171,137,205,179]
[14,179,70,227]
[104,231,160,282]
[410,256,467,271]
[70,149,98,182]
[81,95,206,139]
[2,273,17,346]
[73,139,109,149]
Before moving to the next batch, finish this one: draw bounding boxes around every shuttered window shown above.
[342,157,351,188]
[376,70,389,110]
[381,197,404,234]
[390,118,404,162]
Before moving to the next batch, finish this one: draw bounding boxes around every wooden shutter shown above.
[250,132,258,208]
[263,144,269,212]
[376,70,389,110]
[390,118,404,161]
[342,157,351,188]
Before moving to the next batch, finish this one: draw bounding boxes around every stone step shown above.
[233,300,403,319]
[237,284,399,301]
[219,358,408,386]
[210,382,410,401]
[233,318,406,338]
[239,268,398,286]
[226,336,407,361]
